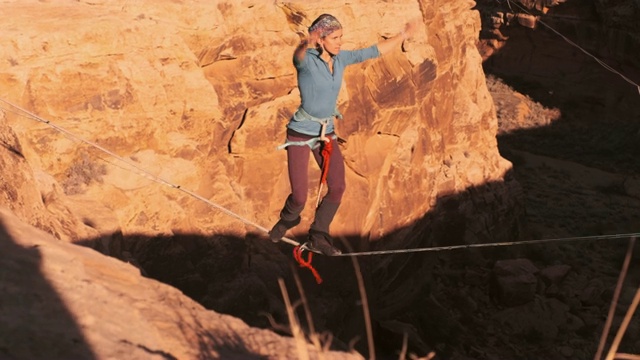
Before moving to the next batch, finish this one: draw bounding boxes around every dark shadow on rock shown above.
[0,219,97,359]
[471,3,640,358]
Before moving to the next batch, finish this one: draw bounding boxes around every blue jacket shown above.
[287,45,380,136]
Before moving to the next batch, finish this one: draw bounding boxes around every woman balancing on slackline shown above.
[269,14,419,255]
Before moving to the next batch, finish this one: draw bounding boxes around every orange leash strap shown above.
[293,246,323,284]
[319,139,333,185]
[316,137,334,208]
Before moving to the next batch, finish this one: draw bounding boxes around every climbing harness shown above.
[276,107,341,150]
[275,107,338,208]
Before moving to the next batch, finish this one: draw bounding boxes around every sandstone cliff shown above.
[0,0,523,358]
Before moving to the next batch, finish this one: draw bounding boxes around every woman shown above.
[269,14,418,255]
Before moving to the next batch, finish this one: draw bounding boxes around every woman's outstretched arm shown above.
[377,19,420,55]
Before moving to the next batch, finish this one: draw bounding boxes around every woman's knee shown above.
[326,182,345,202]
[290,191,308,207]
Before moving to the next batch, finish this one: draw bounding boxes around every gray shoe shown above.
[269,216,301,242]
[304,230,341,256]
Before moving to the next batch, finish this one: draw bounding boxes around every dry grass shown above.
[279,278,311,360]
[278,249,440,360]
[597,238,639,360]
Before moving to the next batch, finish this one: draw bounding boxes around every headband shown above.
[308,16,342,38]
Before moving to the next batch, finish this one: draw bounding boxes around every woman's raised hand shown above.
[307,29,320,48]
[402,18,421,40]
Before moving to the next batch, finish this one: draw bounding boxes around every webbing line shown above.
[508,0,640,94]
[332,233,639,257]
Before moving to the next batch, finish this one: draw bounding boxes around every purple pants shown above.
[286,129,346,209]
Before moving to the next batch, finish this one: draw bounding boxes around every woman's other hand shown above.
[402,18,421,40]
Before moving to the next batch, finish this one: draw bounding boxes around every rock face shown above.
[0,0,523,358]
[0,111,95,242]
[477,0,640,100]
[492,258,539,306]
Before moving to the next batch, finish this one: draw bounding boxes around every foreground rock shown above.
[0,207,361,359]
